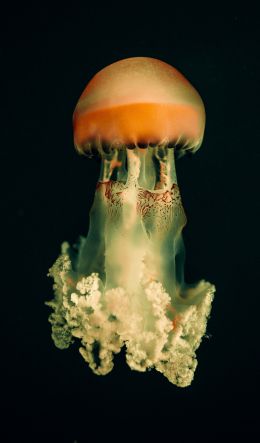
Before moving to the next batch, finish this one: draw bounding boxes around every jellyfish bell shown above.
[47,57,215,387]
[73,57,205,154]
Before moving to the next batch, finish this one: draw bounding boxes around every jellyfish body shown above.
[47,58,215,387]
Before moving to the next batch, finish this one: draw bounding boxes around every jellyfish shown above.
[47,57,215,387]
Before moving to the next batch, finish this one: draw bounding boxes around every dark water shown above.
[2,3,259,442]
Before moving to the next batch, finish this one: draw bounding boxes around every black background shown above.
[2,2,259,442]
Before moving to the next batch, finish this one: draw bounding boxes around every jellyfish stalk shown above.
[46,57,215,387]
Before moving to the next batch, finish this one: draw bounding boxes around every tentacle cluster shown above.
[47,245,214,387]
[47,146,215,387]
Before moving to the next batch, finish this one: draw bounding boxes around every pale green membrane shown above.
[47,147,215,387]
